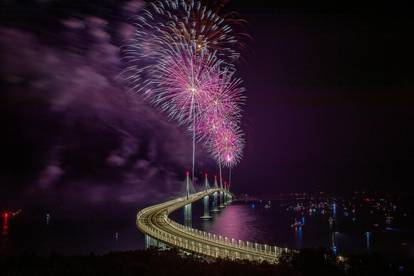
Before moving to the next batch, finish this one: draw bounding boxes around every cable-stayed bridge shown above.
[136,175,290,263]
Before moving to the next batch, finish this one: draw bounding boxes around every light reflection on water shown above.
[191,202,296,248]
[2,214,9,236]
[294,226,303,248]
[1,201,413,258]
[0,214,10,256]
[201,205,260,241]
[188,201,414,258]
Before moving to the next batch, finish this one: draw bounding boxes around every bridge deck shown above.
[137,189,290,263]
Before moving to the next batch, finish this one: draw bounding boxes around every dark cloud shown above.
[0,0,213,209]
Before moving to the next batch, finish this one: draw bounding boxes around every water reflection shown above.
[204,205,258,241]
[0,213,10,256]
[365,231,371,251]
[332,203,337,218]
[192,202,392,256]
[331,232,337,255]
[2,213,9,236]
[294,226,303,248]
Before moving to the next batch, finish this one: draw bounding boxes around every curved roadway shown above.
[137,188,288,263]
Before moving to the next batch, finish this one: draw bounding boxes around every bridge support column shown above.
[211,175,220,212]
[200,195,212,219]
[218,162,225,209]
[219,190,225,208]
[145,235,162,249]
[211,192,219,213]
[225,192,232,205]
[223,191,228,206]
[223,182,228,206]
[201,173,212,219]
[145,234,151,249]
[184,203,192,227]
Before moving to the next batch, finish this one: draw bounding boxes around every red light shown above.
[186,171,189,176]
[2,212,9,236]
[204,173,208,177]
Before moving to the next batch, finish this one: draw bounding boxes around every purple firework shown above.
[209,122,244,168]
[150,43,222,125]
[123,0,247,106]
[123,0,248,188]
[206,121,244,187]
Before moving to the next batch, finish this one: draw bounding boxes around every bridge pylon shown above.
[185,171,191,199]
[218,161,225,209]
[184,171,192,226]
[200,173,212,219]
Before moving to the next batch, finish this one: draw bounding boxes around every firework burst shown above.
[193,66,245,141]
[123,0,248,186]
[202,67,245,120]
[150,43,222,125]
[209,122,244,168]
[132,0,243,60]
[122,0,246,97]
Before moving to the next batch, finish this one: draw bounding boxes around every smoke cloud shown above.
[0,0,213,209]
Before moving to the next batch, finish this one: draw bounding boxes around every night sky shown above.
[1,1,413,210]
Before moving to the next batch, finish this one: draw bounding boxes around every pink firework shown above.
[193,67,245,142]
[150,43,222,125]
[148,42,226,183]
[202,67,245,121]
[209,122,244,168]
[194,110,224,142]
[122,0,248,189]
